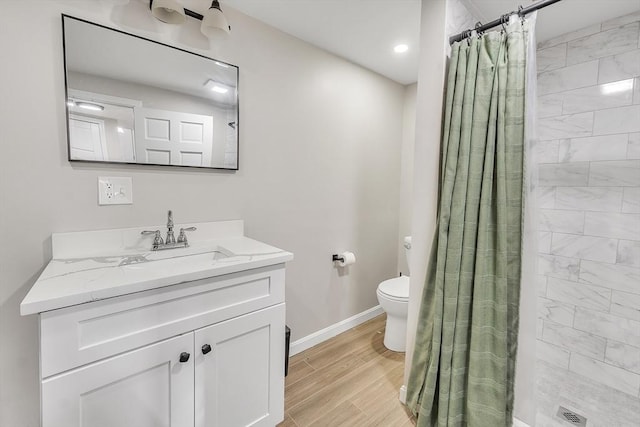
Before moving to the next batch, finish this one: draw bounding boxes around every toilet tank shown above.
[403,236,412,274]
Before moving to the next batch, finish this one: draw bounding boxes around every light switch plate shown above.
[98,177,133,205]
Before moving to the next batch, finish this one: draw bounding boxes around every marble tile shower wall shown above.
[534,10,640,419]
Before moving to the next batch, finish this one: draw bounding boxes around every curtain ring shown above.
[518,5,526,24]
[464,29,472,45]
[500,13,510,33]
[474,21,483,38]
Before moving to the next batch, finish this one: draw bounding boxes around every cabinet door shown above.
[195,304,285,427]
[42,334,194,427]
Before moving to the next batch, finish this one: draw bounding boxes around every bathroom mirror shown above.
[62,15,239,170]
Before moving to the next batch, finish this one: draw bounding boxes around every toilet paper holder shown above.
[332,251,356,267]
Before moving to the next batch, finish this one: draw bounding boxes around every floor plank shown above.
[286,360,316,388]
[298,316,387,370]
[279,414,299,427]
[307,401,368,427]
[285,351,367,410]
[279,314,415,427]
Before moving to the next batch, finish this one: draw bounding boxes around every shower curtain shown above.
[406,15,537,427]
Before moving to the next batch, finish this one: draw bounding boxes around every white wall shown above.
[0,1,406,424]
[397,83,417,275]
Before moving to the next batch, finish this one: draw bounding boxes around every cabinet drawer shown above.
[40,264,285,378]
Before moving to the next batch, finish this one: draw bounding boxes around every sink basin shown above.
[119,246,234,267]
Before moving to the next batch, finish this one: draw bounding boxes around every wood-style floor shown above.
[278,314,416,427]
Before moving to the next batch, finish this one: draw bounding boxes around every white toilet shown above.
[376,236,411,352]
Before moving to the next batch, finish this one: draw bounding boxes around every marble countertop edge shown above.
[20,250,293,316]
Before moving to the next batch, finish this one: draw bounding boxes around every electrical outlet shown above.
[98,177,133,205]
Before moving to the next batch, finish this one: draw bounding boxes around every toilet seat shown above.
[377,276,410,301]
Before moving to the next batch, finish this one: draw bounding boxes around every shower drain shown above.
[556,406,587,426]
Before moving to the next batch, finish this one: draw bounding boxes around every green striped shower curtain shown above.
[406,21,529,427]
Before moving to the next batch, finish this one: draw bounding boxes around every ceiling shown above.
[223,0,421,85]
[218,0,640,85]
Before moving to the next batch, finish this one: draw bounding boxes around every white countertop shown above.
[20,220,293,315]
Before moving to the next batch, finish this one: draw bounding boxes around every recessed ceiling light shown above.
[394,44,409,53]
[204,79,229,93]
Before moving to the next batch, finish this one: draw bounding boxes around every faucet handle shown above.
[141,230,164,247]
[177,227,197,244]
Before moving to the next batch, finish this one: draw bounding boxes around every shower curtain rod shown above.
[449,0,563,44]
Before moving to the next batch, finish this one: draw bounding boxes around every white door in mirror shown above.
[98,176,133,205]
[134,108,213,167]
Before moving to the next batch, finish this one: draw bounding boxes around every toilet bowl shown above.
[376,236,411,352]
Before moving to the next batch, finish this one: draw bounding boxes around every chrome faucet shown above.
[141,210,196,251]
[166,210,176,245]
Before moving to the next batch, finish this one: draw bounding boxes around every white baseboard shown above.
[289,305,384,356]
[399,385,407,404]
[513,418,530,427]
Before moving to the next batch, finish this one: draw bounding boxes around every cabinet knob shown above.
[202,344,212,355]
[179,352,190,363]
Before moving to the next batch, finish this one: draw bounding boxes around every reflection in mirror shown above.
[67,90,137,162]
[62,15,239,170]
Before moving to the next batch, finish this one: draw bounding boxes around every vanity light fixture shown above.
[76,102,105,111]
[200,1,231,39]
[149,0,231,39]
[151,0,186,24]
[394,44,409,53]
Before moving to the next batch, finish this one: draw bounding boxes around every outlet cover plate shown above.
[98,177,133,205]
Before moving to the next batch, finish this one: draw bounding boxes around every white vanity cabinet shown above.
[36,264,287,427]
[42,333,195,427]
[194,305,285,427]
